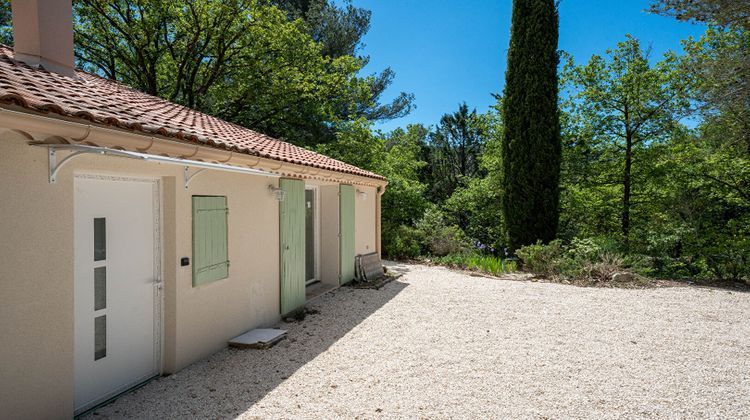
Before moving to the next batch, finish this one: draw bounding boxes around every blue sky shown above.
[352,0,706,132]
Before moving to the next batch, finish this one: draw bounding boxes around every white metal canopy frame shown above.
[31,143,281,188]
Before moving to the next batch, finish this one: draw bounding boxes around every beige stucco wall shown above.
[0,130,75,418]
[0,120,382,418]
[354,185,377,256]
[172,169,281,370]
[0,129,281,418]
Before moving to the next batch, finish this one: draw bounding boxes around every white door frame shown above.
[73,173,164,415]
[305,185,321,284]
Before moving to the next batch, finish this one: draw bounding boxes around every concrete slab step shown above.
[229,328,287,349]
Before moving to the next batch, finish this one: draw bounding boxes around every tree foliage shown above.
[649,0,750,29]
[0,0,10,46]
[680,27,750,154]
[501,0,561,251]
[561,36,690,243]
[556,29,749,280]
[72,0,401,146]
[315,120,430,259]
[426,103,487,203]
[271,0,414,122]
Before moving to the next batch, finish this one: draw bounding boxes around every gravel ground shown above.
[88,263,750,419]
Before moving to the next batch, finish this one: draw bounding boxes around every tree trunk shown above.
[622,133,632,245]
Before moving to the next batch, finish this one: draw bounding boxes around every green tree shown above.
[272,0,414,122]
[649,0,750,29]
[557,102,623,240]
[641,1,749,280]
[314,118,382,170]
[73,0,375,146]
[316,120,428,230]
[427,103,488,203]
[641,125,750,280]
[0,0,10,46]
[380,125,430,232]
[561,36,689,244]
[443,102,505,252]
[680,27,750,154]
[316,121,429,258]
[501,0,561,251]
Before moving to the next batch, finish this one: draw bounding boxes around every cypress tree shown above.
[501,0,561,252]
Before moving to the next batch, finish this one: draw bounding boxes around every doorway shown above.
[305,186,320,285]
[73,175,161,415]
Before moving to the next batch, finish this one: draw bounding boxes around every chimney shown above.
[11,0,76,78]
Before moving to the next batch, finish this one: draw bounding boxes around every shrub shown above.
[580,253,625,283]
[703,219,750,282]
[517,237,639,284]
[415,207,469,256]
[383,225,424,260]
[432,252,517,276]
[443,177,505,252]
[515,240,565,278]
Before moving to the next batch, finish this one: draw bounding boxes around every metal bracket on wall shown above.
[183,167,208,189]
[47,147,95,183]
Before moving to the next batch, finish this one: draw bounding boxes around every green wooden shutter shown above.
[339,184,355,285]
[279,179,306,315]
[192,196,229,286]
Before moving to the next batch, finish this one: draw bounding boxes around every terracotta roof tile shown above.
[0,45,385,181]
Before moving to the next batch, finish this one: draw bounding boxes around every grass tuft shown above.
[430,253,517,276]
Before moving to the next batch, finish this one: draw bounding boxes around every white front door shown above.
[74,175,161,414]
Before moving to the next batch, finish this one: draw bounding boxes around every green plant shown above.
[515,240,565,278]
[580,253,625,283]
[383,225,424,260]
[432,252,517,276]
[443,177,505,252]
[516,237,649,284]
[502,0,562,251]
[415,207,469,256]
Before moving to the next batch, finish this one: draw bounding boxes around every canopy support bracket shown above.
[48,147,103,183]
[184,167,209,189]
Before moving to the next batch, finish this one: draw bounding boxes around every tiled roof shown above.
[0,45,385,181]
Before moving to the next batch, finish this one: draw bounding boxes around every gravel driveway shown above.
[88,263,750,419]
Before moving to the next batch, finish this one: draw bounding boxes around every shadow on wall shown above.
[84,277,410,418]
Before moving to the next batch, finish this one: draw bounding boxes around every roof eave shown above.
[0,105,388,188]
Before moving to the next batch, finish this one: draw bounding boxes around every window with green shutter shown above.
[192,196,229,286]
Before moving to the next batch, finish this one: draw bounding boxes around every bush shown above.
[432,252,517,276]
[383,225,424,260]
[702,219,750,282]
[515,240,565,278]
[580,253,625,283]
[516,237,635,284]
[415,207,469,256]
[443,177,505,252]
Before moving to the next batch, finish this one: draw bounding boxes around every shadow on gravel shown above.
[87,275,410,419]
